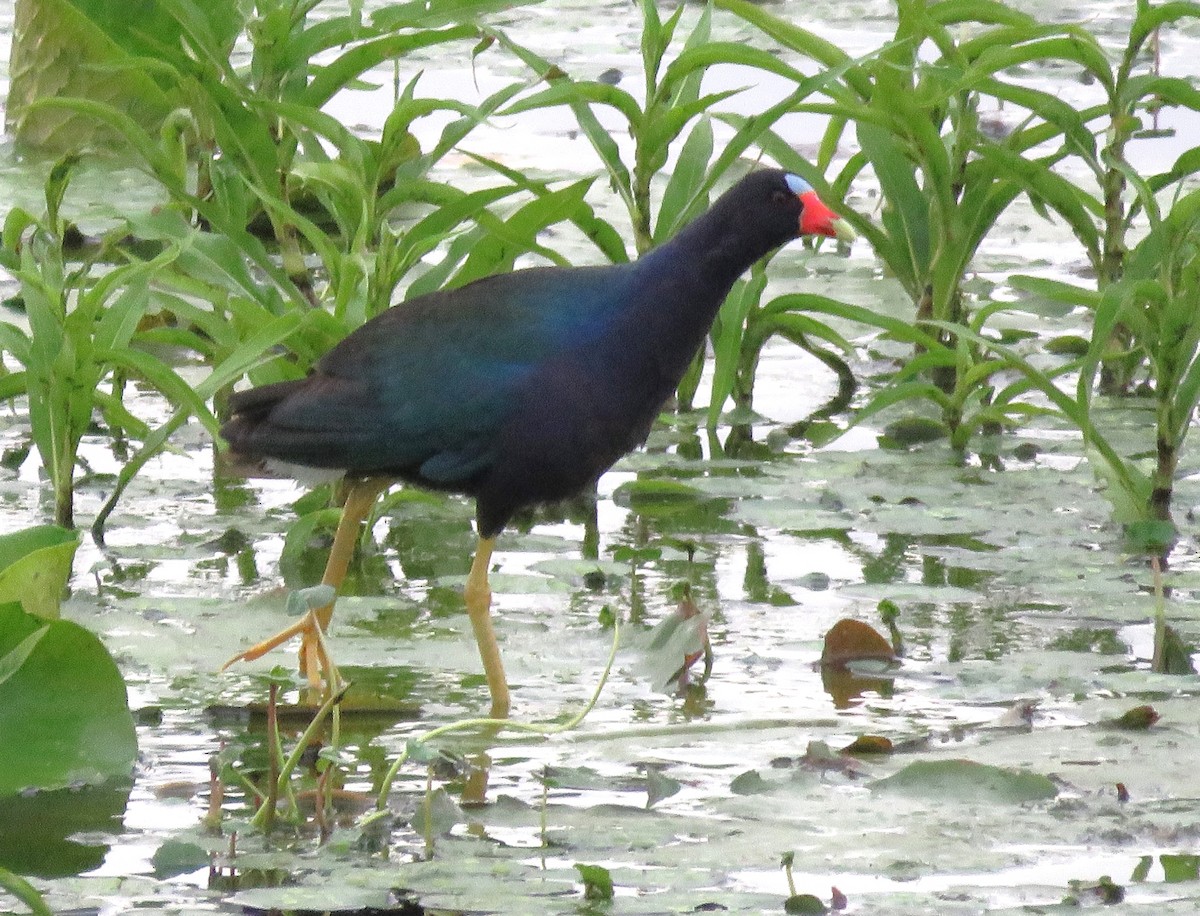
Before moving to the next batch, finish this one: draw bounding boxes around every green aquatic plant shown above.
[0,157,215,529]
[1001,182,1200,548]
[719,0,1200,448]
[985,0,1200,393]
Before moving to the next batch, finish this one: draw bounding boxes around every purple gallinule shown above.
[221,168,852,717]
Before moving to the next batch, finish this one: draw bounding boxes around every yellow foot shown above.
[222,609,332,693]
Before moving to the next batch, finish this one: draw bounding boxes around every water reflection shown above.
[0,782,131,877]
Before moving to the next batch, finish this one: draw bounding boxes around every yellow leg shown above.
[464,536,509,718]
[223,477,391,692]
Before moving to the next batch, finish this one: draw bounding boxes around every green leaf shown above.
[871,759,1057,803]
[151,840,211,879]
[370,0,542,31]
[1161,853,1200,883]
[0,603,136,795]
[613,479,710,510]
[785,894,828,914]
[655,117,713,243]
[0,867,53,916]
[0,626,49,689]
[708,266,768,428]
[410,787,464,837]
[575,862,615,901]
[1008,275,1102,310]
[856,121,929,286]
[450,178,595,285]
[714,0,867,97]
[977,145,1102,257]
[501,80,644,132]
[0,526,80,620]
[8,0,193,151]
[645,768,682,808]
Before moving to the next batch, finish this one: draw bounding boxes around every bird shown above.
[220,167,853,718]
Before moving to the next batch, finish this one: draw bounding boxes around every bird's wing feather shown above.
[230,265,633,481]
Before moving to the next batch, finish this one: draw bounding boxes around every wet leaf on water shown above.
[645,768,681,809]
[1131,854,1152,882]
[544,764,630,792]
[880,416,948,447]
[1065,874,1124,905]
[229,885,405,914]
[730,769,773,795]
[870,759,1057,803]
[639,592,711,690]
[842,735,894,756]
[409,787,463,837]
[575,863,614,901]
[151,839,210,878]
[1047,627,1127,654]
[1154,624,1196,675]
[1106,704,1160,730]
[612,478,727,520]
[784,893,827,914]
[1161,853,1200,883]
[820,618,897,667]
[0,603,136,796]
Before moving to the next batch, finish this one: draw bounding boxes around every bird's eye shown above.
[771,189,790,206]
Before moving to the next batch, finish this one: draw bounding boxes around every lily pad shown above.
[151,839,211,879]
[0,603,136,795]
[870,759,1058,803]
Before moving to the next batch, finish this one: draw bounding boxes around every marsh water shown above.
[3,1,1200,913]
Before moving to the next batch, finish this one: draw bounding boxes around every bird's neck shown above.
[656,208,767,294]
[633,213,770,333]
[604,219,769,396]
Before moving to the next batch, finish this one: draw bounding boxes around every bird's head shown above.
[783,173,856,242]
